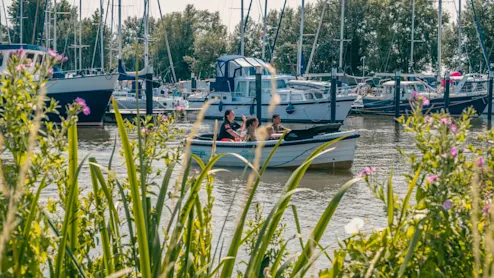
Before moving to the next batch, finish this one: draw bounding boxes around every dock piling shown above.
[331,68,337,123]
[488,69,493,129]
[394,71,401,119]
[444,71,450,111]
[256,67,262,124]
[191,73,196,93]
[145,73,153,116]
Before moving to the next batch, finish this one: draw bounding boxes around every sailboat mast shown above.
[240,0,244,56]
[297,0,304,76]
[79,0,82,70]
[262,0,267,59]
[100,0,104,71]
[54,0,57,51]
[437,0,442,81]
[19,0,23,44]
[109,0,113,68]
[458,0,462,71]
[306,0,328,74]
[118,0,121,59]
[338,0,345,71]
[144,0,149,70]
[73,8,76,69]
[410,0,415,71]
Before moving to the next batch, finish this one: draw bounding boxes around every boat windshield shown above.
[415,84,427,92]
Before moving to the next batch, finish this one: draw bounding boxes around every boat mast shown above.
[262,0,267,59]
[297,0,304,76]
[306,0,328,74]
[144,0,149,71]
[109,0,113,68]
[338,0,345,71]
[437,0,442,82]
[19,0,23,44]
[240,0,244,56]
[458,0,462,72]
[73,8,76,69]
[54,0,57,51]
[156,0,177,83]
[410,0,415,72]
[79,0,82,70]
[118,0,121,60]
[100,0,104,71]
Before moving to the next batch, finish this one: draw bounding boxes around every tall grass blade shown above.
[220,134,286,278]
[54,154,89,277]
[67,124,79,254]
[290,178,360,277]
[290,205,305,250]
[154,162,175,228]
[387,169,394,228]
[111,98,151,277]
[398,220,423,277]
[45,212,88,278]
[397,166,422,231]
[89,157,114,275]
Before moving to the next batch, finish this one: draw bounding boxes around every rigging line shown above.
[91,0,103,70]
[469,0,490,71]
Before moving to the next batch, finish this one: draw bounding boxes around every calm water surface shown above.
[42,115,489,269]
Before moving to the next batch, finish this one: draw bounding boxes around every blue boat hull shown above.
[46,90,113,126]
[360,95,488,116]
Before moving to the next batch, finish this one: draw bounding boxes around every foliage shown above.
[322,99,494,277]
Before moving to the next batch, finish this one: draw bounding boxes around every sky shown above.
[2,0,459,34]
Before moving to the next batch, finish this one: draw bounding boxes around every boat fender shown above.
[286,103,295,114]
[218,101,224,112]
[250,103,255,115]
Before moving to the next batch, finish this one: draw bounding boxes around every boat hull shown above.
[189,97,356,123]
[190,130,359,169]
[45,74,118,126]
[360,94,488,116]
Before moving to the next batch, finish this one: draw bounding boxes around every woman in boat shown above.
[244,117,259,142]
[218,109,247,141]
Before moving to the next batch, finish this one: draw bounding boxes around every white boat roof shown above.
[382,80,427,86]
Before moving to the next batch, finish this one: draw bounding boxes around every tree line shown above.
[3,0,494,82]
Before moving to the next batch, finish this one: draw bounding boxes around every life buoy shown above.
[286,103,295,114]
[218,101,223,112]
[250,103,255,115]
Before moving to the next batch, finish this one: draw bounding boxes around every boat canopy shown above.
[211,55,271,92]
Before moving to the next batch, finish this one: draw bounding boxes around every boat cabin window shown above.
[26,53,35,62]
[305,93,314,100]
[314,92,323,99]
[415,84,426,92]
[290,94,303,101]
[236,81,247,95]
[278,93,288,102]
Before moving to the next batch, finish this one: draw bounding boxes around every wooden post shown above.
[444,71,450,111]
[331,68,337,123]
[394,72,401,118]
[256,67,262,124]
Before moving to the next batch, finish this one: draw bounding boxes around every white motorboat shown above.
[187,55,356,123]
[190,127,359,169]
[113,87,189,110]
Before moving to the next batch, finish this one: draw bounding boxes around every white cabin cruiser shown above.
[188,55,356,123]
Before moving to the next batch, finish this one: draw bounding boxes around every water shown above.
[45,114,489,270]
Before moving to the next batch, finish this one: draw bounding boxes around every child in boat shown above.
[218,109,247,141]
[244,117,259,142]
[270,114,290,133]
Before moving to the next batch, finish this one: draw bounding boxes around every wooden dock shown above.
[104,108,201,123]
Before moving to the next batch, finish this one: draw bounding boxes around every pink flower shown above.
[75,97,86,106]
[48,68,53,75]
[162,115,168,121]
[477,157,485,167]
[440,117,452,125]
[424,116,433,124]
[15,47,23,56]
[15,64,25,71]
[483,204,490,214]
[62,56,68,62]
[422,97,430,106]
[82,106,91,115]
[358,167,376,177]
[442,200,453,211]
[411,91,418,98]
[450,124,457,133]
[176,105,185,111]
[48,49,57,57]
[450,147,458,158]
[427,175,439,183]
[193,169,199,175]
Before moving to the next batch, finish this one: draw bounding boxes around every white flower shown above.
[345,218,364,235]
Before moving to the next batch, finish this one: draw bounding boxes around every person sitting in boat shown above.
[244,117,259,142]
[270,114,289,133]
[218,109,247,141]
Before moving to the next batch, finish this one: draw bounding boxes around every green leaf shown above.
[387,169,394,228]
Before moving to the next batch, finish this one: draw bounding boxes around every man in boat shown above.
[270,114,289,134]
[218,109,247,141]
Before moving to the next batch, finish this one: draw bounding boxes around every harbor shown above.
[1,0,494,276]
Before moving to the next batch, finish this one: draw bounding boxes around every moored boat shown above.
[190,128,359,169]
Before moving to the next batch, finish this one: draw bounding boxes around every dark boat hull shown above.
[359,95,488,116]
[46,90,113,126]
